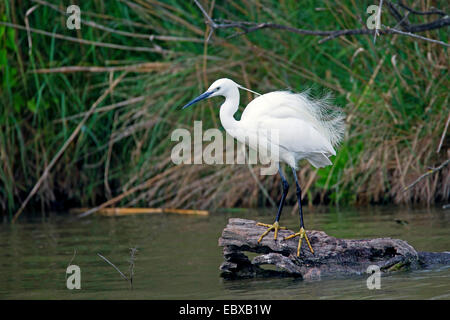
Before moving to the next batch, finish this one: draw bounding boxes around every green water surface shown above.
[0,206,449,299]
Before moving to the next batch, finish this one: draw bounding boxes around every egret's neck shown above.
[219,86,240,132]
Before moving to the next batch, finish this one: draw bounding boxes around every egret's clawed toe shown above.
[256,221,286,243]
[284,227,314,256]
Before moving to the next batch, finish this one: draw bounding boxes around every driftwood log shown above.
[219,218,450,280]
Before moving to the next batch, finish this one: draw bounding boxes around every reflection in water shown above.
[0,206,448,299]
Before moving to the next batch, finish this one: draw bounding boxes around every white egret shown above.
[182,78,345,256]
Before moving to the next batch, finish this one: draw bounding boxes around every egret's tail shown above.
[306,152,333,168]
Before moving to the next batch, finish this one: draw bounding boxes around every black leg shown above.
[283,167,314,256]
[291,167,304,228]
[275,163,289,222]
[256,163,289,242]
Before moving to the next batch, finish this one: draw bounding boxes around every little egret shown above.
[182,78,345,256]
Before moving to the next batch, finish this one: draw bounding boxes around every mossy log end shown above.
[218,218,450,280]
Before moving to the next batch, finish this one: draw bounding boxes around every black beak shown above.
[182,91,214,109]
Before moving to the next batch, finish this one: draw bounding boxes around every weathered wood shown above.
[219,218,450,280]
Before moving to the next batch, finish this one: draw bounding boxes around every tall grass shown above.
[0,0,448,218]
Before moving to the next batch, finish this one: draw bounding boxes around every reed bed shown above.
[0,0,448,218]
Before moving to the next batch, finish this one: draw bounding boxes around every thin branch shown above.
[396,1,447,16]
[193,0,449,46]
[386,0,411,29]
[404,159,450,192]
[406,17,450,33]
[318,26,449,46]
[193,0,216,27]
[384,26,450,47]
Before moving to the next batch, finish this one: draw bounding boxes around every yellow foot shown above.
[284,227,314,256]
[256,221,286,243]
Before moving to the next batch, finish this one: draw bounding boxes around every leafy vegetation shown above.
[0,0,448,218]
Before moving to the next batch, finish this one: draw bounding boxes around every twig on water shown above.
[98,248,138,289]
[68,249,77,267]
[65,249,77,280]
[403,159,450,192]
[128,248,138,289]
[97,253,129,281]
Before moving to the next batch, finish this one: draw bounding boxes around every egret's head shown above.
[206,78,238,97]
[182,78,237,109]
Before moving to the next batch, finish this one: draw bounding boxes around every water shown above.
[0,206,449,299]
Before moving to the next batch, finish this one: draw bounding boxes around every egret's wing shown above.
[254,116,336,156]
[241,91,345,148]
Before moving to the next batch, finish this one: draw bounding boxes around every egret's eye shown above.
[216,86,221,91]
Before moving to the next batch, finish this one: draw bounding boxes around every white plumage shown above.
[239,90,345,168]
[193,78,345,169]
[182,77,346,256]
